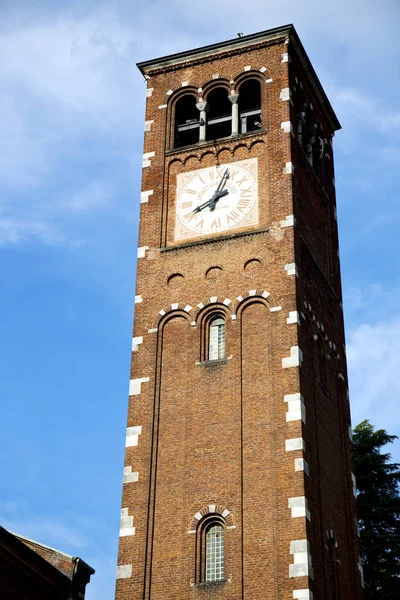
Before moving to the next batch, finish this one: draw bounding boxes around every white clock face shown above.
[175,158,258,241]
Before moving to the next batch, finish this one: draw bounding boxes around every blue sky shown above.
[0,1,399,598]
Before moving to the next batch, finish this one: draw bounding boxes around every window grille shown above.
[206,524,224,582]
[209,317,225,360]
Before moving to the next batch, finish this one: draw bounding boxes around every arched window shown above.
[174,94,200,148]
[205,523,224,582]
[206,87,232,141]
[195,514,226,584]
[238,79,262,133]
[209,317,225,360]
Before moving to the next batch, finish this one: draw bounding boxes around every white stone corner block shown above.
[288,496,311,520]
[129,377,150,396]
[280,87,290,101]
[126,426,142,447]
[281,120,293,134]
[142,151,155,168]
[140,189,153,204]
[123,466,139,483]
[285,262,298,276]
[265,78,273,83]
[282,346,303,369]
[116,564,132,579]
[148,327,158,334]
[270,305,282,312]
[158,104,167,109]
[120,508,135,536]
[287,311,300,325]
[144,120,154,132]
[146,88,153,98]
[135,294,142,304]
[290,539,314,580]
[293,590,313,600]
[132,336,143,352]
[286,438,305,452]
[282,52,289,63]
[295,458,309,475]
[285,392,306,423]
[283,162,294,175]
[137,246,149,259]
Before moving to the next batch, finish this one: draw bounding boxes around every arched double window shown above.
[209,317,225,360]
[172,77,263,149]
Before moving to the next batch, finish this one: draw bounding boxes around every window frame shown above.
[200,309,228,363]
[195,514,226,584]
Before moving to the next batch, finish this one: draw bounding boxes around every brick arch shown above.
[231,66,272,83]
[233,290,271,315]
[183,153,201,167]
[165,86,199,104]
[150,304,194,331]
[201,78,231,97]
[188,504,235,533]
[234,70,267,89]
[193,296,233,322]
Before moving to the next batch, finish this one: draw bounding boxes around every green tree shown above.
[353,420,400,599]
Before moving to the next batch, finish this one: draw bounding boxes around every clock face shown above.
[175,158,258,241]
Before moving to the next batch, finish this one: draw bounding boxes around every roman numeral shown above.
[208,170,217,181]
[237,175,249,186]
[210,218,221,230]
[185,188,197,195]
[181,201,193,209]
[240,186,253,198]
[185,211,197,222]
[237,198,250,213]
[197,174,206,185]
[227,210,240,224]
[196,219,204,231]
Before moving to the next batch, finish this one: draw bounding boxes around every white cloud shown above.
[347,318,400,460]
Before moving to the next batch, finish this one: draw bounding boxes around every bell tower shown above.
[115,25,364,600]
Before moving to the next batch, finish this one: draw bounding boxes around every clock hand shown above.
[191,168,230,213]
[209,188,229,211]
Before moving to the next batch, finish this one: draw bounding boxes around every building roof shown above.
[137,24,341,132]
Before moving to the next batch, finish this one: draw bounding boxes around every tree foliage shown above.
[353,420,400,599]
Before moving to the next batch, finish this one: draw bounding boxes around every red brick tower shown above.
[115,25,364,600]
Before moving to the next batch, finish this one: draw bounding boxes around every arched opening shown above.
[174,94,199,148]
[209,316,225,360]
[205,523,224,582]
[195,513,226,583]
[238,79,262,134]
[206,87,232,141]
